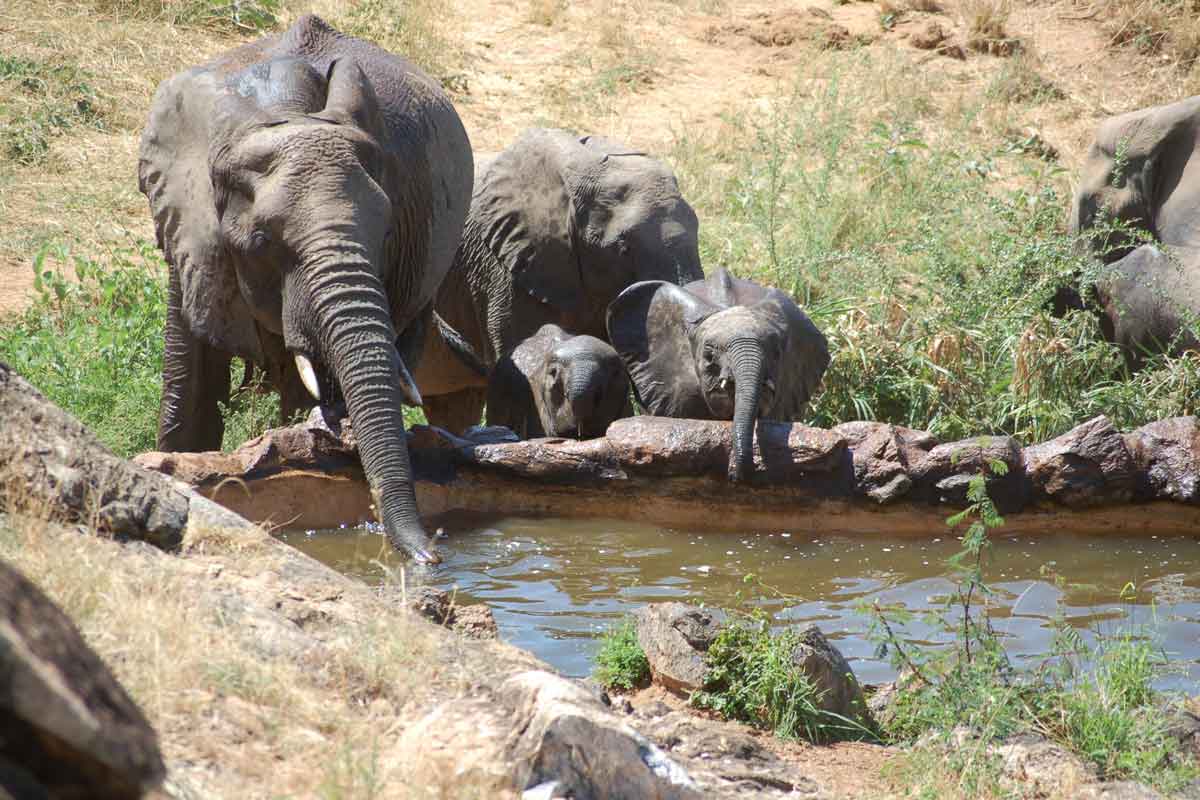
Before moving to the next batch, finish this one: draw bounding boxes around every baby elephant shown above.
[486,324,631,440]
[607,268,830,481]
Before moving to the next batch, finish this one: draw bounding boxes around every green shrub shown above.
[0,55,105,165]
[593,617,650,691]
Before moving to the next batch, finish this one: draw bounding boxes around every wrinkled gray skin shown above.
[1069,95,1200,367]
[411,128,704,433]
[486,324,631,440]
[608,268,830,481]
[138,15,473,563]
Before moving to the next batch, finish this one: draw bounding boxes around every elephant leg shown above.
[158,266,232,452]
[424,388,487,434]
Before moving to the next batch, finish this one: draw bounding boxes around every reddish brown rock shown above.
[909,20,947,49]
[465,437,624,481]
[910,434,1029,512]
[1124,417,1200,503]
[839,423,938,504]
[454,604,499,640]
[1023,416,1136,507]
[606,417,847,482]
[0,559,165,799]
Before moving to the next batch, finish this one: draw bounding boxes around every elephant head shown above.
[140,53,445,562]
[608,268,830,481]
[1070,95,1200,263]
[487,324,630,439]
[1068,96,1200,363]
[473,128,703,343]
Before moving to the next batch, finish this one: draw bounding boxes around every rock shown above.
[1023,416,1136,507]
[1164,707,1200,760]
[909,20,946,49]
[462,425,522,445]
[1125,417,1200,503]
[1076,781,1164,799]
[454,604,499,639]
[993,733,1098,797]
[1,362,190,549]
[396,670,700,799]
[910,434,1029,512]
[635,603,727,694]
[407,586,453,624]
[465,437,625,482]
[0,558,166,798]
[607,417,847,483]
[790,626,873,730]
[843,423,938,504]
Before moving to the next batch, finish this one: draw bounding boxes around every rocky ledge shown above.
[135,411,1200,536]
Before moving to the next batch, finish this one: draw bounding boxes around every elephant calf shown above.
[486,324,630,440]
[412,127,704,434]
[607,268,830,481]
[1070,94,1200,366]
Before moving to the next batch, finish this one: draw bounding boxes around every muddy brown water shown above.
[276,514,1200,690]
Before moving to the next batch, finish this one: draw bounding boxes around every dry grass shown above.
[960,0,1020,55]
[1100,0,1200,69]
[0,509,509,798]
[526,0,568,26]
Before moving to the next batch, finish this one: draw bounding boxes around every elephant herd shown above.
[139,15,1200,563]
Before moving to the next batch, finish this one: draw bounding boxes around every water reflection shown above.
[276,514,1200,689]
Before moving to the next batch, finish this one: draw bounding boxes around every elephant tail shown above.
[434,311,488,377]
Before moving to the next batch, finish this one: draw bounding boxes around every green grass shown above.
[593,616,650,691]
[83,0,280,32]
[690,611,869,743]
[0,54,106,165]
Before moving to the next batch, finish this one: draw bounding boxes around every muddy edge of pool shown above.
[132,412,1200,537]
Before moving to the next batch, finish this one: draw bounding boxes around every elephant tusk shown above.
[294,353,321,403]
[395,353,424,407]
[719,377,731,392]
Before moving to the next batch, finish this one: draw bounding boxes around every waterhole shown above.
[276,514,1200,689]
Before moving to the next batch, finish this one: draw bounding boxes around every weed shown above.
[594,616,650,691]
[1102,0,1200,68]
[986,52,1065,105]
[691,612,836,742]
[960,0,1020,55]
[83,0,280,32]
[343,0,466,93]
[0,55,105,165]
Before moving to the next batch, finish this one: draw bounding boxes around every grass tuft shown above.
[0,55,106,165]
[594,616,651,691]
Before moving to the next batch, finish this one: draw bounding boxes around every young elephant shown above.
[607,268,830,481]
[486,324,630,440]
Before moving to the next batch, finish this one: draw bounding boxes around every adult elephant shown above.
[607,269,830,482]
[1069,95,1200,366]
[138,15,473,563]
[412,128,704,433]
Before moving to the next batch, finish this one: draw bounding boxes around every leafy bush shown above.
[593,617,650,691]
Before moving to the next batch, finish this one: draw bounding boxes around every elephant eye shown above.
[248,230,271,252]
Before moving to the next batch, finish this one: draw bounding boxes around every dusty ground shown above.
[1,0,1197,317]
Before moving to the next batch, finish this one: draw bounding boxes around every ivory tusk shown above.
[395,354,423,407]
[294,353,321,402]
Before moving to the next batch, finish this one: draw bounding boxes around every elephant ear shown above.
[756,289,830,420]
[475,129,584,317]
[138,68,261,359]
[606,280,716,418]
[486,324,564,438]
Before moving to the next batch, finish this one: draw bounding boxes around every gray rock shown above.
[453,603,499,639]
[407,586,453,624]
[910,434,1029,513]
[0,558,166,799]
[1076,781,1164,799]
[1023,415,1137,507]
[843,423,937,504]
[1125,416,1200,503]
[635,603,727,693]
[993,732,1098,797]
[790,626,873,731]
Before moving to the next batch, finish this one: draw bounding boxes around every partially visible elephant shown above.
[138,15,474,562]
[607,268,830,481]
[486,324,630,440]
[411,127,704,433]
[1070,94,1200,366]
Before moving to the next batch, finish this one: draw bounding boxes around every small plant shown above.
[960,0,1020,55]
[594,617,650,691]
[0,55,105,165]
[691,611,840,741]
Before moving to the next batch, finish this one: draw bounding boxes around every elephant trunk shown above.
[565,364,599,435]
[728,338,766,482]
[303,252,438,564]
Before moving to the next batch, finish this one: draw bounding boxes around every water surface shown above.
[276,514,1200,689]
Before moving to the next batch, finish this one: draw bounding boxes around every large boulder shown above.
[790,626,873,731]
[1022,416,1137,507]
[606,417,848,484]
[1124,417,1200,503]
[634,603,727,694]
[910,434,1030,512]
[0,362,189,549]
[836,422,938,505]
[395,669,700,799]
[993,733,1098,797]
[0,559,165,799]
